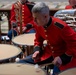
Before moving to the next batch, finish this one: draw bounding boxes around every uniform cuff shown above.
[60,54,72,65]
[33,46,43,54]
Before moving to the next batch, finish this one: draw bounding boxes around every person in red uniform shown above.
[17,2,76,75]
[65,0,76,9]
[7,0,35,40]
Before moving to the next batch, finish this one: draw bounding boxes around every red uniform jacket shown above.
[65,5,72,9]
[10,1,34,33]
[33,16,76,70]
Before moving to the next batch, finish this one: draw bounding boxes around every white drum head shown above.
[0,63,46,75]
[59,67,76,75]
[12,33,35,46]
[0,44,22,61]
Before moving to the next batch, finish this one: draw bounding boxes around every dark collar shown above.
[22,1,29,4]
[44,18,52,28]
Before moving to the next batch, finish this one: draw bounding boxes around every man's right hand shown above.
[32,51,41,62]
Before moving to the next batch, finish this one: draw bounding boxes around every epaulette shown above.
[54,22,64,29]
[26,2,35,12]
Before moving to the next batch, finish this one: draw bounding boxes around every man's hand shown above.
[22,27,27,33]
[52,56,62,67]
[32,51,40,62]
[26,24,33,29]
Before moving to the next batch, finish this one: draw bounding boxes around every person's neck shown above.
[44,17,52,28]
[21,1,28,4]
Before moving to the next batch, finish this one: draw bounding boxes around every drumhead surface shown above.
[0,63,46,75]
[12,33,35,46]
[59,67,76,75]
[0,44,22,61]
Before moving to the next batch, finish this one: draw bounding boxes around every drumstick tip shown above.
[15,57,20,62]
[34,64,39,69]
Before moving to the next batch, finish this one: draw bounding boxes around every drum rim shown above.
[12,33,35,46]
[0,44,22,61]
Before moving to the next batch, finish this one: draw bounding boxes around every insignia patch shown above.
[54,22,64,29]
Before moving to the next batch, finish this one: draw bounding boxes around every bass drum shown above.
[54,9,76,31]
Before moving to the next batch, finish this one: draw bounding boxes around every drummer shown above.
[65,0,76,9]
[17,2,76,75]
[7,0,36,40]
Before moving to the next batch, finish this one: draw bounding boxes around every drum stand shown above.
[0,16,2,43]
[21,45,27,58]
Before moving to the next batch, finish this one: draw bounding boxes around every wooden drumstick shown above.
[40,62,54,67]
[34,62,54,68]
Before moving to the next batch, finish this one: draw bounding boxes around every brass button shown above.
[22,16,24,19]
[22,10,24,12]
[22,5,24,7]
[22,14,24,16]
[22,22,24,25]
[52,51,54,53]
[51,46,53,49]
[44,29,47,32]
[48,43,50,46]
[45,35,47,37]
[22,7,24,10]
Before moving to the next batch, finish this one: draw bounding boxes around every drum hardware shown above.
[39,63,54,75]
[0,17,2,43]
[3,37,6,44]
[12,33,35,57]
[1,35,10,44]
[20,45,27,58]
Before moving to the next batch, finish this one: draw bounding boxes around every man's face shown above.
[20,0,27,4]
[33,12,47,27]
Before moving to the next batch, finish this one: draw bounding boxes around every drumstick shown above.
[39,62,54,67]
[34,62,54,69]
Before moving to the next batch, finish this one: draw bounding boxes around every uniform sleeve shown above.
[65,5,72,9]
[33,31,44,53]
[10,4,16,23]
[60,25,76,64]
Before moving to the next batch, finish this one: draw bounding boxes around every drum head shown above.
[12,33,35,46]
[0,44,22,61]
[59,67,76,75]
[0,63,46,75]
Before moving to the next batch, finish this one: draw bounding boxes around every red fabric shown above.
[33,16,76,70]
[10,2,34,33]
[65,5,72,9]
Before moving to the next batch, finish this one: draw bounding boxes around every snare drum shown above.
[0,63,47,75]
[59,67,76,75]
[0,44,22,63]
[12,33,35,56]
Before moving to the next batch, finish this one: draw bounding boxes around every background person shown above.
[65,0,76,9]
[7,0,35,40]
